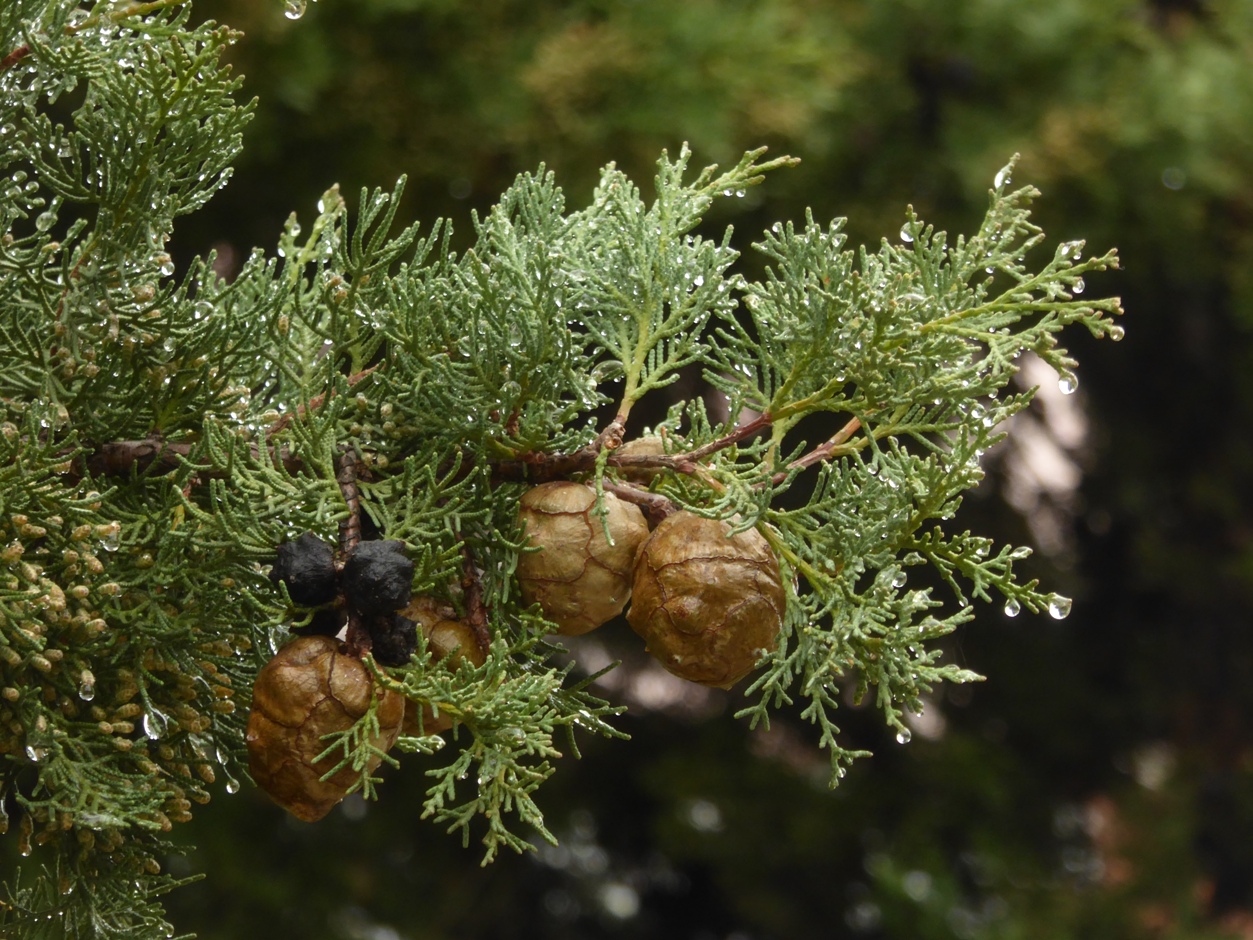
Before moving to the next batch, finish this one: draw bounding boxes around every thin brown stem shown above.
[600,479,677,527]
[494,411,770,484]
[77,435,302,481]
[268,364,379,435]
[336,448,362,557]
[0,45,29,72]
[460,544,492,656]
[771,416,862,485]
[336,449,372,657]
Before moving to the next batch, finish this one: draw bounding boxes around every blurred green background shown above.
[155,0,1253,935]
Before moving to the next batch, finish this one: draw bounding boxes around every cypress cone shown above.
[270,532,337,607]
[515,481,649,635]
[246,635,405,822]
[400,614,487,736]
[627,512,785,689]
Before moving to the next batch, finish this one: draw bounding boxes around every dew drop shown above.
[895,728,912,745]
[1108,325,1125,342]
[143,710,168,740]
[994,167,1012,189]
[0,801,8,835]
[284,0,306,18]
[1003,598,1021,618]
[1047,594,1073,620]
[892,571,907,589]
[1058,373,1078,395]
[78,671,96,701]
[35,211,56,232]
[1071,277,1085,295]
[899,225,914,244]
[25,745,48,763]
[96,521,121,552]
[224,776,240,794]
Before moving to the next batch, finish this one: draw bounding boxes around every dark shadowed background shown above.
[131,0,1253,936]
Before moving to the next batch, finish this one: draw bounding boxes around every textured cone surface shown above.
[368,612,418,667]
[401,619,487,736]
[516,482,649,635]
[426,619,487,668]
[342,540,414,614]
[271,532,337,606]
[398,595,456,632]
[628,512,785,689]
[246,635,404,822]
[614,435,671,483]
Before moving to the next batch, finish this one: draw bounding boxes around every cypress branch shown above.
[0,0,1123,933]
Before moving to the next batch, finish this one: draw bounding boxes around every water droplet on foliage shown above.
[1072,278,1085,295]
[284,0,306,18]
[35,211,55,232]
[1108,325,1125,342]
[895,729,912,744]
[892,571,907,588]
[97,522,121,551]
[1060,240,1083,260]
[1003,598,1021,618]
[1047,594,1073,620]
[899,225,914,244]
[143,710,168,739]
[1058,373,1078,395]
[994,167,1012,189]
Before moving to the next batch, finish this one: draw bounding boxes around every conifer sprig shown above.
[0,0,1122,932]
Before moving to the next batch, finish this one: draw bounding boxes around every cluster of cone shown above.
[247,538,484,822]
[515,479,786,690]
[248,452,786,823]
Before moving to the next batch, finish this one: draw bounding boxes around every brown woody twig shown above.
[460,544,492,657]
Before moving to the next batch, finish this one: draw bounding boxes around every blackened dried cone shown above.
[627,512,785,689]
[369,613,418,667]
[515,481,649,635]
[401,618,487,736]
[292,607,345,638]
[246,635,405,822]
[342,540,414,615]
[271,532,337,606]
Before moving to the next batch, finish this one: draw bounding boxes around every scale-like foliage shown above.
[0,0,1122,934]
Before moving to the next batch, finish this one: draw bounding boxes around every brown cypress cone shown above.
[246,635,405,822]
[614,435,671,482]
[627,512,785,689]
[400,617,487,736]
[515,481,649,635]
[397,595,457,631]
